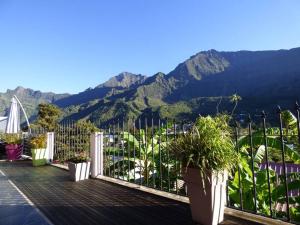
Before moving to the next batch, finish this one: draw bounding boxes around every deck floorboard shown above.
[0,161,261,225]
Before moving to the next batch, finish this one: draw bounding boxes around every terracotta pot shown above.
[183,167,228,225]
[5,144,22,161]
[68,162,91,182]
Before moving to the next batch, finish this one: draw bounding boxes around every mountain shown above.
[55,72,147,108]
[60,47,300,126]
[2,47,300,126]
[0,86,69,121]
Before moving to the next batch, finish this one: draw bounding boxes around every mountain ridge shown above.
[1,47,300,125]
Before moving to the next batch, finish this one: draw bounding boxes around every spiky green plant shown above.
[168,115,238,179]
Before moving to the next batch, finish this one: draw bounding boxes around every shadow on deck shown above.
[0,161,261,225]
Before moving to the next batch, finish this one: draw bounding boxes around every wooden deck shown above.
[0,161,261,225]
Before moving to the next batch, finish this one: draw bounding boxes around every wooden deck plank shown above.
[0,161,262,225]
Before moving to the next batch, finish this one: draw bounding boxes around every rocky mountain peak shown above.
[168,50,230,81]
[99,72,147,88]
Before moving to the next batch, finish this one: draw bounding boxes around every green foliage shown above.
[36,103,62,131]
[104,123,177,190]
[68,152,90,163]
[229,127,300,221]
[238,130,300,163]
[30,134,47,149]
[169,115,237,177]
[2,134,22,145]
[53,120,99,162]
[76,120,100,133]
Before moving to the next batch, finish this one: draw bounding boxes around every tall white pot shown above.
[184,167,228,225]
[68,162,91,182]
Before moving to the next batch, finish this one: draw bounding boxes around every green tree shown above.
[36,104,62,131]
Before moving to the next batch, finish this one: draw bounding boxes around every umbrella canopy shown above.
[0,117,8,133]
[5,97,20,133]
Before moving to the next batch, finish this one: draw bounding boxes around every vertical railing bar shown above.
[117,119,120,180]
[63,122,66,162]
[60,123,62,161]
[159,119,162,190]
[277,106,290,221]
[127,119,130,182]
[133,118,136,183]
[166,119,170,192]
[77,122,80,160]
[139,118,142,185]
[235,122,243,210]
[262,111,273,217]
[248,115,257,213]
[108,125,111,177]
[295,102,300,145]
[113,123,116,178]
[74,121,77,157]
[69,121,72,158]
[122,119,125,180]
[145,117,148,187]
[174,119,178,194]
[182,121,187,196]
[103,126,107,176]
[68,120,70,160]
[152,117,155,189]
[60,122,63,162]
[72,121,75,158]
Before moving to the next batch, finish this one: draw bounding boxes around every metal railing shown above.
[54,121,91,162]
[102,118,188,196]
[227,104,300,224]
[101,103,300,224]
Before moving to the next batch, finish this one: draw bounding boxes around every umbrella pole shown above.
[13,95,31,133]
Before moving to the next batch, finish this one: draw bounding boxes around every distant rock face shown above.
[168,50,230,80]
[54,72,147,108]
[99,72,147,88]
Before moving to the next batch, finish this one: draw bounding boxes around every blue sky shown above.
[0,0,300,94]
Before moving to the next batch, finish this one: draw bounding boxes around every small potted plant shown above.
[169,115,237,225]
[68,152,91,182]
[3,134,22,161]
[30,134,47,166]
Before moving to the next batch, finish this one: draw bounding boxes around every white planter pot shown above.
[184,168,228,225]
[68,162,91,182]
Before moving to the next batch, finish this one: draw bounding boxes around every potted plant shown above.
[169,115,237,225]
[3,134,22,161]
[30,134,47,166]
[68,152,91,182]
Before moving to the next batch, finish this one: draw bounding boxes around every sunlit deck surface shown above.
[0,161,261,225]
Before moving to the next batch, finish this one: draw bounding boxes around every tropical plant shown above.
[229,126,300,221]
[105,123,175,189]
[238,129,300,163]
[168,115,238,179]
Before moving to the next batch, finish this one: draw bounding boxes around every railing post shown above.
[46,132,54,163]
[90,132,104,178]
[277,106,290,221]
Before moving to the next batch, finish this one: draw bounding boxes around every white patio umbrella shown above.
[5,97,21,134]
